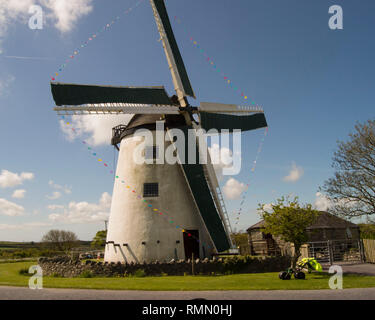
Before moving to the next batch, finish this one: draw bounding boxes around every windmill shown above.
[51,0,267,263]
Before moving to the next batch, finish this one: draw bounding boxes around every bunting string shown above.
[50,0,145,81]
[54,1,267,246]
[234,127,268,227]
[61,116,212,250]
[173,15,257,104]
[172,14,268,229]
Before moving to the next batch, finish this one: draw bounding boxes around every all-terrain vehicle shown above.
[279,258,323,280]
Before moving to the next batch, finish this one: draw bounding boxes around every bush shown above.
[218,255,290,275]
[0,248,62,260]
[133,269,146,277]
[79,270,94,278]
[18,268,32,276]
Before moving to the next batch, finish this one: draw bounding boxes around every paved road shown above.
[1,286,375,300]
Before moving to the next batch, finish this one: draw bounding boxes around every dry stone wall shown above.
[38,255,291,278]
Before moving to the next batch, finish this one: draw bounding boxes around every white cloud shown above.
[0,74,15,96]
[222,178,247,200]
[0,198,24,216]
[47,204,64,210]
[60,114,133,146]
[0,0,34,52]
[314,192,331,211]
[209,143,233,166]
[0,169,34,188]
[48,192,111,224]
[40,0,93,33]
[46,191,62,200]
[313,192,358,211]
[20,172,34,180]
[208,143,240,180]
[49,180,72,194]
[0,0,93,52]
[283,162,304,183]
[12,189,26,199]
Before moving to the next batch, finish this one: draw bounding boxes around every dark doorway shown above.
[183,230,200,260]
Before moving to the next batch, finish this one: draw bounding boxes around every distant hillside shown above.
[0,241,91,250]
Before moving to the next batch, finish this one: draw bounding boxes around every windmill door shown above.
[183,230,200,260]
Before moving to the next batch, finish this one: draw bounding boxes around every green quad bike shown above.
[279,258,323,280]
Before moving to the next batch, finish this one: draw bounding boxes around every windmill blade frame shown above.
[192,122,234,248]
[150,0,195,104]
[54,103,180,116]
[199,102,264,114]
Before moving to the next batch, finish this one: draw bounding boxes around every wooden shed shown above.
[247,211,360,256]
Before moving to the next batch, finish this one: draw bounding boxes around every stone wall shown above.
[38,255,291,278]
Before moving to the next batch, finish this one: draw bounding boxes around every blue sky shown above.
[0,0,374,241]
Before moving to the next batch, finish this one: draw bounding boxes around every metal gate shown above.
[307,240,364,265]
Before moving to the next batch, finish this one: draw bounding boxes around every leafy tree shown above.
[91,230,107,248]
[322,120,375,218]
[41,230,79,252]
[258,197,320,268]
[231,232,248,247]
[358,223,375,239]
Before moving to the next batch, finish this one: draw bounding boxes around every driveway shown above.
[322,262,375,276]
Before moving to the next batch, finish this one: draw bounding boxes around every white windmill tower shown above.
[51,0,267,263]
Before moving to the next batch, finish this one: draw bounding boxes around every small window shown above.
[143,183,159,197]
[145,146,159,161]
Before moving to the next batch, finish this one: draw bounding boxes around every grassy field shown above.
[0,241,93,260]
[1,261,375,291]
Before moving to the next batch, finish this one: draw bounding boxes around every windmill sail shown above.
[198,101,268,132]
[150,0,195,101]
[199,112,267,132]
[194,124,234,248]
[51,83,174,106]
[167,125,232,252]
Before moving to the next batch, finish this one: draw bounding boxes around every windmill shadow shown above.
[118,246,128,264]
[125,245,140,264]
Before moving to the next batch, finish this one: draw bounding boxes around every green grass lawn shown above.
[1,261,375,291]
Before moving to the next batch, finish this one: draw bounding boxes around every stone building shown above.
[247,211,360,256]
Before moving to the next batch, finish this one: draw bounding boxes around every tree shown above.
[91,230,107,248]
[230,232,248,247]
[258,197,320,268]
[322,120,375,218]
[358,223,375,240]
[41,230,79,252]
